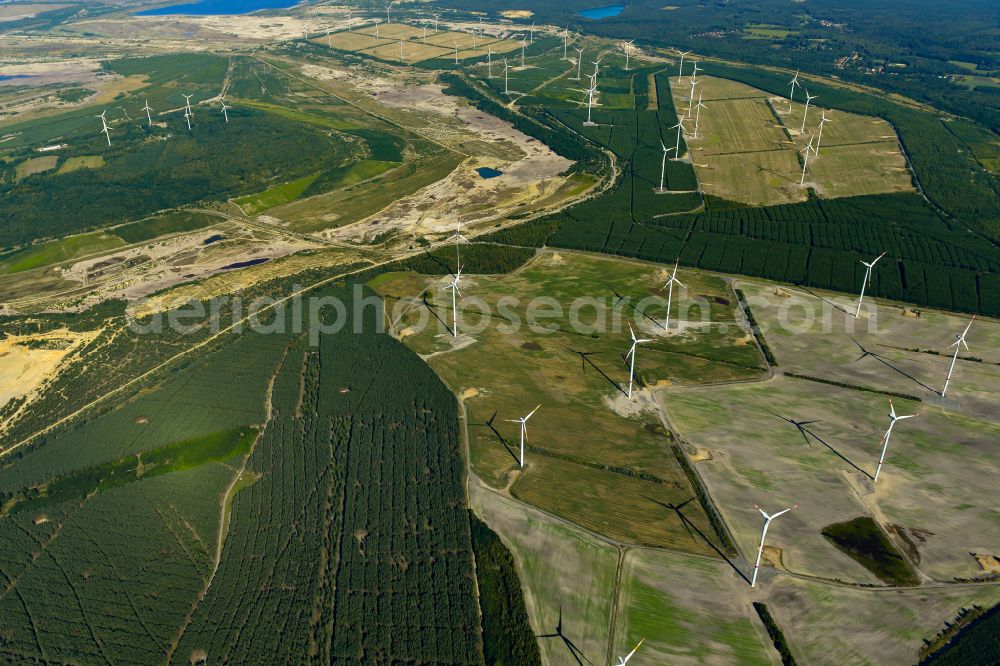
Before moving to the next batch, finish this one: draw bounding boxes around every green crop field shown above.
[373,250,763,550]
[0,231,125,274]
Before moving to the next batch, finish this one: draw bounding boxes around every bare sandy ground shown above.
[315,76,573,243]
[0,328,97,434]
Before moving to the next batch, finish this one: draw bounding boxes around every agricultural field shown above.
[662,279,1000,583]
[0,231,124,274]
[670,75,914,204]
[372,250,766,550]
[315,21,523,65]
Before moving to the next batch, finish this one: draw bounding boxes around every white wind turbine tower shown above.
[854,251,886,317]
[815,110,831,156]
[751,503,797,588]
[799,91,817,133]
[798,134,816,186]
[693,92,707,139]
[97,110,111,146]
[385,0,393,23]
[658,140,672,192]
[142,99,153,127]
[690,61,702,83]
[659,261,685,329]
[503,58,511,95]
[562,28,570,60]
[347,7,352,31]
[670,118,686,158]
[519,39,527,68]
[617,639,644,665]
[373,18,381,39]
[622,39,635,71]
[472,28,479,51]
[686,75,698,118]
[942,316,975,397]
[788,70,800,110]
[448,220,468,265]
[184,109,192,130]
[625,323,653,399]
[182,93,193,118]
[486,47,495,78]
[581,76,598,126]
[506,405,540,468]
[591,54,605,79]
[573,47,584,80]
[432,13,440,33]
[873,400,919,484]
[529,21,535,44]
[220,98,231,123]
[676,49,690,77]
[453,41,460,65]
[447,266,463,337]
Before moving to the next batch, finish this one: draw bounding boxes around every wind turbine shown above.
[670,118,686,158]
[97,110,111,146]
[385,0,393,23]
[220,98,230,123]
[676,49,690,77]
[799,91,817,133]
[505,405,540,468]
[693,93,707,138]
[562,27,570,60]
[751,503,797,588]
[472,27,479,51]
[622,39,634,71]
[142,99,153,127]
[690,61,702,83]
[529,20,535,44]
[182,93,193,117]
[658,140,672,192]
[854,251,886,318]
[373,18,381,39]
[788,70,800,109]
[448,220,468,265]
[503,58,511,95]
[432,13,439,32]
[942,317,975,397]
[617,639,644,665]
[592,54,605,79]
[519,39,527,68]
[798,134,816,186]
[184,110,192,131]
[815,110,831,156]
[347,7,352,31]
[486,47,495,78]
[625,323,652,399]
[873,400,919,484]
[573,47,584,80]
[581,78,598,126]
[453,41,460,65]
[659,261,685,329]
[687,76,698,118]
[447,266,463,337]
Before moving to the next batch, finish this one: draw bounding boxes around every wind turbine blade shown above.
[525,404,541,420]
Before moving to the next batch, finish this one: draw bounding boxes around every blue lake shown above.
[136,0,300,17]
[0,74,34,83]
[578,4,625,19]
[476,167,503,179]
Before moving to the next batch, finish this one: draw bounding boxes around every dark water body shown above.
[578,4,625,19]
[476,167,503,179]
[202,234,226,245]
[220,257,269,270]
[0,75,35,83]
[135,0,300,16]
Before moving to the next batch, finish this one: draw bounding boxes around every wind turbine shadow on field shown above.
[646,496,752,585]
[765,409,872,479]
[481,411,520,466]
[851,337,937,394]
[755,162,798,185]
[561,345,627,396]
[537,605,592,666]
[421,293,452,333]
[795,285,852,316]
[610,287,664,330]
